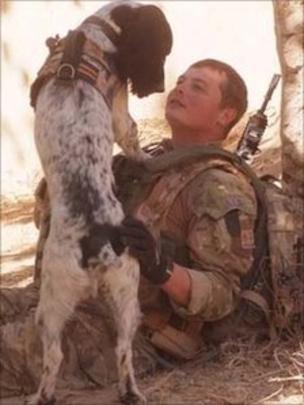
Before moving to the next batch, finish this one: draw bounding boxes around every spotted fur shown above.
[26,1,172,404]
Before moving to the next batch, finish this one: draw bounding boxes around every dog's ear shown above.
[112,5,172,53]
[133,5,173,55]
[111,5,173,98]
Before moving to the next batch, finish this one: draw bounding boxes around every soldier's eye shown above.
[192,83,206,93]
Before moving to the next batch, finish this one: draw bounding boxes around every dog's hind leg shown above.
[103,254,146,405]
[115,305,146,405]
[26,257,87,405]
[25,300,68,405]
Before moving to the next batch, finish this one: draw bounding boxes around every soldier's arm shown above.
[161,263,191,306]
[162,169,257,321]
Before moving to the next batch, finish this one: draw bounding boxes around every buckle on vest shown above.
[57,63,76,80]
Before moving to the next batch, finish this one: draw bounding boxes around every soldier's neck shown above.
[171,130,225,149]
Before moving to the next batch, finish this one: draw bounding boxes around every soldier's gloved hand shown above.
[120,217,175,284]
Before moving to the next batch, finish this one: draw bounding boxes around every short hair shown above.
[190,59,248,133]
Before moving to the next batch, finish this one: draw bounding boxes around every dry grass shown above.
[3,338,303,405]
[138,337,304,405]
[1,196,34,225]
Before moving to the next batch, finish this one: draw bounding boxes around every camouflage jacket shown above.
[135,145,257,321]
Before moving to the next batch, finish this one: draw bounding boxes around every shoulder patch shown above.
[239,214,255,250]
[225,210,255,257]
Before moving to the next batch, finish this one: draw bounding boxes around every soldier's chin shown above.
[165,107,184,124]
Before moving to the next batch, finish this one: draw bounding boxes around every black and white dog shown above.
[27,1,172,404]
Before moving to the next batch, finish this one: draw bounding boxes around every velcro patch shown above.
[239,214,255,250]
[225,211,255,257]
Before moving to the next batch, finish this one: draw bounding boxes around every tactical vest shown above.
[114,145,303,342]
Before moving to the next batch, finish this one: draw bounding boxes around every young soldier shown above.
[118,59,256,358]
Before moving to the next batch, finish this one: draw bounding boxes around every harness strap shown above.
[30,27,119,109]
[56,30,86,81]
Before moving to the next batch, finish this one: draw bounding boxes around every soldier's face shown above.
[165,66,231,142]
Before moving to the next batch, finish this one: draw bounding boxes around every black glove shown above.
[120,216,175,284]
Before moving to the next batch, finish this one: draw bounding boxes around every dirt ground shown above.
[1,120,303,404]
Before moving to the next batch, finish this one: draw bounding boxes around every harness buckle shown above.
[56,63,76,81]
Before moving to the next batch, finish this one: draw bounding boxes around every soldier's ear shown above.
[217,107,237,128]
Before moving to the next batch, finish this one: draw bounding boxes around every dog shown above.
[27,1,172,404]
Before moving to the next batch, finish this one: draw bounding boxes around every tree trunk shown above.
[272,0,304,235]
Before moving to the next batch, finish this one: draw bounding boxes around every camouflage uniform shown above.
[0,140,258,397]
[131,141,257,357]
[138,159,257,319]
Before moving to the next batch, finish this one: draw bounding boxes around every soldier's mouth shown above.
[169,99,185,108]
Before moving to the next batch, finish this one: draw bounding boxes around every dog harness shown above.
[30,18,120,109]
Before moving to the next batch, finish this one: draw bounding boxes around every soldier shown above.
[0,59,259,398]
[117,59,257,359]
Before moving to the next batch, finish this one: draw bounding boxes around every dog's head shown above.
[110,3,173,98]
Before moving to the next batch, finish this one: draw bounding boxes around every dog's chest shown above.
[35,80,113,162]
[35,79,124,227]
